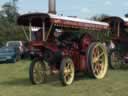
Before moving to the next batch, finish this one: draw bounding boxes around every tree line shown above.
[0,0,27,46]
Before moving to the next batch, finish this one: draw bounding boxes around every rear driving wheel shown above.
[87,42,108,79]
[60,57,75,86]
[29,59,49,84]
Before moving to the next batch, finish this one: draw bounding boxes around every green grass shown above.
[0,60,128,96]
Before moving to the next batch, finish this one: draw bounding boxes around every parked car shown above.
[0,47,20,63]
[6,41,24,58]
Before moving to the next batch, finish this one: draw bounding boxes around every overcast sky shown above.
[0,0,128,19]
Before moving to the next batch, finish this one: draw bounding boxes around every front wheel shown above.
[29,59,49,84]
[87,42,108,79]
[60,57,75,86]
[109,50,122,69]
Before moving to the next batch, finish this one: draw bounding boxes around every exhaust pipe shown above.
[48,0,56,14]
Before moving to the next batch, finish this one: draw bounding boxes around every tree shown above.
[0,0,28,44]
[1,0,19,23]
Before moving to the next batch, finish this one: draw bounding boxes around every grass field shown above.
[0,60,128,96]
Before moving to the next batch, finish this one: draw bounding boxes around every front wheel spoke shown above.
[64,69,69,76]
[65,76,69,81]
[34,73,42,81]
[33,68,39,73]
[66,62,71,69]
[35,71,42,78]
[64,74,68,80]
[39,71,46,76]
[69,69,73,74]
[37,63,41,69]
[64,72,68,77]
[64,69,71,74]
[33,69,41,76]
[35,65,40,71]
[64,69,72,80]
[65,74,71,81]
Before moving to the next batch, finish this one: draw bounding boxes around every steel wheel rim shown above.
[33,61,46,84]
[91,44,108,78]
[63,59,74,85]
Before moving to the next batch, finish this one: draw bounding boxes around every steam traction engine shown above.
[103,17,128,69]
[17,13,109,86]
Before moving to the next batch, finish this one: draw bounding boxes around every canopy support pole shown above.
[42,21,46,41]
[45,24,53,41]
[117,22,120,38]
[29,20,32,41]
[22,27,29,41]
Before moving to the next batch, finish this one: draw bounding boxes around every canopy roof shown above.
[17,13,50,27]
[17,12,109,30]
[102,16,128,27]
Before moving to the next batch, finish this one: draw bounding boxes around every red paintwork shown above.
[79,35,92,71]
[30,40,59,52]
[29,34,92,72]
[124,22,128,27]
[18,13,105,72]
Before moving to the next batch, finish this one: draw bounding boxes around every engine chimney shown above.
[48,0,56,14]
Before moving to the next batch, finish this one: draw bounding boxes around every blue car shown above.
[0,47,20,63]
